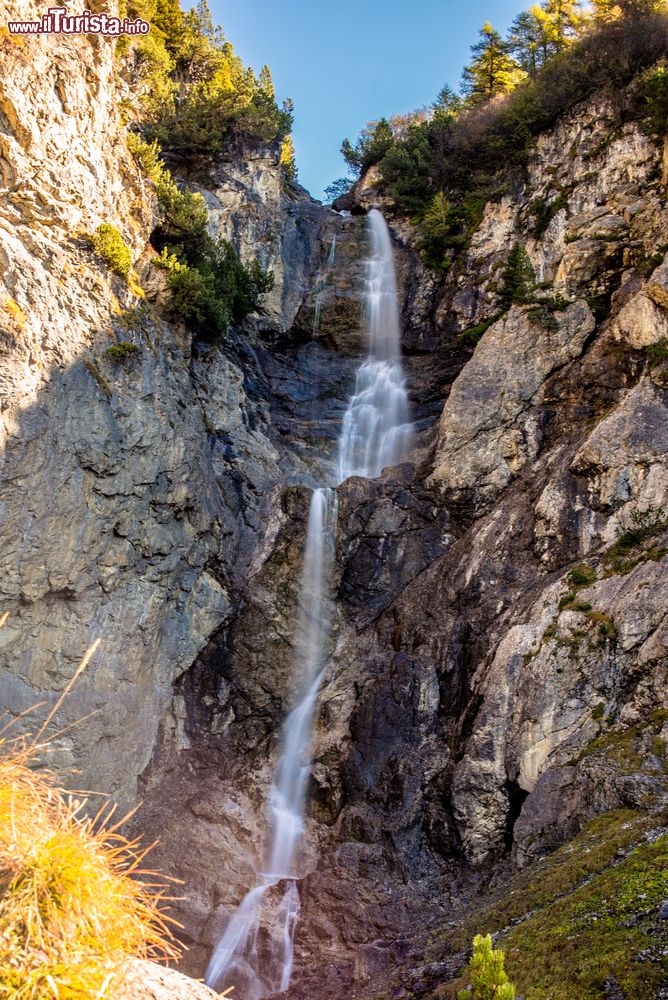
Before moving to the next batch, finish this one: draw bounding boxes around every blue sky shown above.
[207,0,525,199]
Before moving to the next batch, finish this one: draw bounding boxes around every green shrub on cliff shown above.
[89,225,132,279]
[457,934,516,1000]
[159,240,273,342]
[127,132,273,341]
[499,244,535,306]
[639,61,668,137]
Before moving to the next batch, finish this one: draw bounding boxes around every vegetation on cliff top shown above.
[120,0,294,167]
[341,0,668,269]
[116,3,280,341]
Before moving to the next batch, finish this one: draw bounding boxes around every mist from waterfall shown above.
[206,209,411,999]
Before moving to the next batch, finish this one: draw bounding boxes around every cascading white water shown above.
[206,488,338,999]
[206,210,411,999]
[338,209,412,481]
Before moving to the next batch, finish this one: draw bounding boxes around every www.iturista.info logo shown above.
[7,4,150,35]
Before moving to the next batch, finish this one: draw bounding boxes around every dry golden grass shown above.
[0,633,182,999]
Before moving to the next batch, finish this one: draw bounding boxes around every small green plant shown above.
[105,342,140,363]
[529,189,572,238]
[645,337,668,367]
[127,132,163,181]
[568,564,597,587]
[606,506,668,558]
[459,312,504,347]
[89,224,132,279]
[457,933,515,1000]
[526,302,559,332]
[592,702,605,720]
[499,245,535,307]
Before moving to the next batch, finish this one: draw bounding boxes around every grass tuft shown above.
[0,630,181,999]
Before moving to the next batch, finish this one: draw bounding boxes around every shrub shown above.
[159,241,273,342]
[105,342,141,362]
[568,563,597,587]
[499,244,535,306]
[609,505,668,552]
[638,60,668,137]
[126,132,163,180]
[457,933,516,1000]
[153,175,210,261]
[459,312,504,347]
[529,189,571,238]
[90,225,133,279]
[417,189,489,265]
[645,336,668,366]
[379,126,434,213]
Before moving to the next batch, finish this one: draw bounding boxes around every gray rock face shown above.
[429,301,595,507]
[0,14,359,813]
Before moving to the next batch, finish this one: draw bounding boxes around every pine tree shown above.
[194,0,214,41]
[461,23,524,105]
[542,0,584,48]
[150,0,184,56]
[457,934,516,1000]
[280,135,297,181]
[433,84,463,118]
[418,191,453,269]
[500,244,535,306]
[258,65,275,98]
[341,119,395,176]
[508,9,547,77]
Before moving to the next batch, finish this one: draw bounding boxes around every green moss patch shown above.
[502,832,668,999]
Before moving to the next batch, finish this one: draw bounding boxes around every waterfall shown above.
[338,209,412,481]
[206,209,411,998]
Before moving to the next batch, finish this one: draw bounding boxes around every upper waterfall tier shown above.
[337,209,412,482]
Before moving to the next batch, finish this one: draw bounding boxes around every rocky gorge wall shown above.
[0,14,667,1000]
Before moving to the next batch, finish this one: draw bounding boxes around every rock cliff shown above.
[0,12,666,1000]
